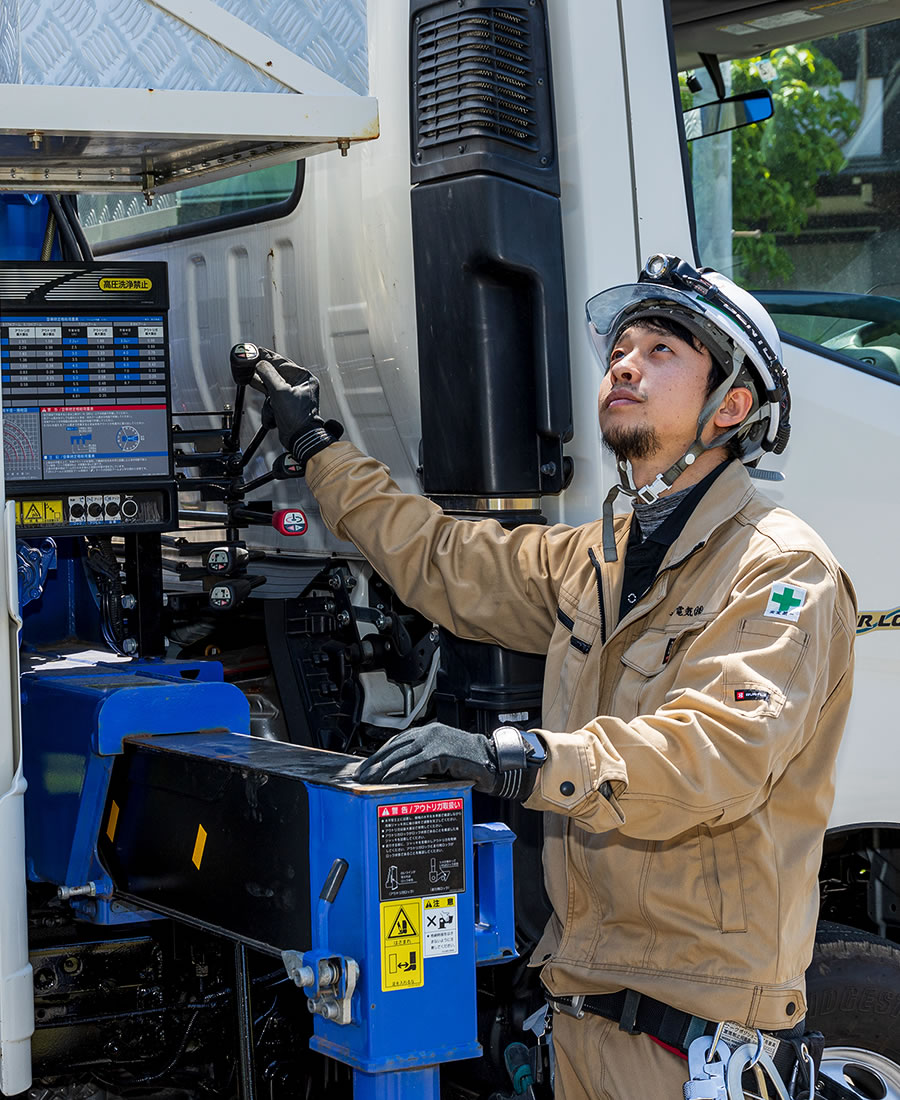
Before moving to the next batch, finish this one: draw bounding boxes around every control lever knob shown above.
[230,342,261,385]
[272,509,308,537]
[272,452,304,479]
[206,545,250,576]
[209,575,266,611]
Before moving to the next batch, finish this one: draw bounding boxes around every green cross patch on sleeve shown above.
[764,582,807,621]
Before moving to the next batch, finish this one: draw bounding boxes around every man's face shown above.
[597,321,713,466]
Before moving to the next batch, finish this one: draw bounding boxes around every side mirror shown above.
[683,89,773,140]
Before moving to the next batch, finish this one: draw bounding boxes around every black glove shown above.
[354,721,542,800]
[249,347,343,470]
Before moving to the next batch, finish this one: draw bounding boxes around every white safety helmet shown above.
[585,254,791,560]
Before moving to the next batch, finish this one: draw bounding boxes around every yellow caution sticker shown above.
[106,800,120,843]
[423,894,458,958]
[380,898,423,991]
[424,896,455,909]
[20,499,63,526]
[191,824,207,870]
[99,277,152,292]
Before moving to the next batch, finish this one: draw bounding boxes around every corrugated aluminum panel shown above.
[1,0,368,95]
[0,0,375,193]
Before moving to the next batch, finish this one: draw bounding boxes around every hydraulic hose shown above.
[46,194,80,260]
[60,193,93,260]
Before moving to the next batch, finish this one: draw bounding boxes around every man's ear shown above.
[713,386,753,428]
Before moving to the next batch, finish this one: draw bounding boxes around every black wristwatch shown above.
[490,726,547,800]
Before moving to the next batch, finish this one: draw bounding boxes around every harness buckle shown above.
[553,994,585,1019]
[636,473,669,504]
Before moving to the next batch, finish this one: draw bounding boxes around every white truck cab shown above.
[1,1,899,1096]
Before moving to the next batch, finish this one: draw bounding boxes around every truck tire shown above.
[806,921,900,1098]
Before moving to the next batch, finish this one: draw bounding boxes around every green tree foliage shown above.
[729,46,859,284]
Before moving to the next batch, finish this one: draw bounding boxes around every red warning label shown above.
[377,799,465,901]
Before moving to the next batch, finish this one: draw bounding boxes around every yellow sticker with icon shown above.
[380,898,423,990]
[20,499,63,525]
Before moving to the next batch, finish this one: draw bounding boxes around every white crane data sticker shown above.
[380,898,424,991]
[423,895,458,958]
[764,582,807,621]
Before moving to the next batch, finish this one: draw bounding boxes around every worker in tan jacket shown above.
[249,255,856,1100]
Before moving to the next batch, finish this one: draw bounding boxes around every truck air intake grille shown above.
[410,0,557,186]
[415,8,537,152]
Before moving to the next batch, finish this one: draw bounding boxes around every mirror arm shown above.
[699,52,726,100]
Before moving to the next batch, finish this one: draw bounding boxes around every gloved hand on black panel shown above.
[353,721,545,801]
[248,346,343,471]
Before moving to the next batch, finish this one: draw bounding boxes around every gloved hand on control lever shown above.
[353,721,544,801]
[248,346,343,471]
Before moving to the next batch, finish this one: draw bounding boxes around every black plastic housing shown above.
[411,173,571,498]
[100,736,315,953]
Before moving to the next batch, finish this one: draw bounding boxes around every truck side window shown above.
[77,161,302,253]
[683,18,900,381]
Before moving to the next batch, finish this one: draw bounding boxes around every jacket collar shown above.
[608,460,754,564]
[599,461,756,635]
[658,459,755,572]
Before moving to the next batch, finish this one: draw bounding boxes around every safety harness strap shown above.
[549,991,861,1100]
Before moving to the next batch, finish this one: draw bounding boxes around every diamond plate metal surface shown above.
[1,0,367,94]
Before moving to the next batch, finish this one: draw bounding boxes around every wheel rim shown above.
[819,1046,900,1100]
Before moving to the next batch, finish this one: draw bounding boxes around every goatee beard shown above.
[602,424,662,463]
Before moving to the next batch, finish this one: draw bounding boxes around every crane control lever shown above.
[208,575,267,611]
[205,545,264,577]
[176,346,310,541]
[228,342,264,451]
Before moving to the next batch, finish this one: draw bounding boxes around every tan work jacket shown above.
[307,442,856,1031]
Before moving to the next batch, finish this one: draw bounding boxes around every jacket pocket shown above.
[612,622,708,716]
[724,618,809,719]
[698,823,747,932]
[544,592,595,727]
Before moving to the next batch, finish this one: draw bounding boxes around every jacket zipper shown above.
[586,548,607,644]
[588,538,709,646]
[657,540,708,583]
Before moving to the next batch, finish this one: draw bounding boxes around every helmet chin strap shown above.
[600,367,761,563]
